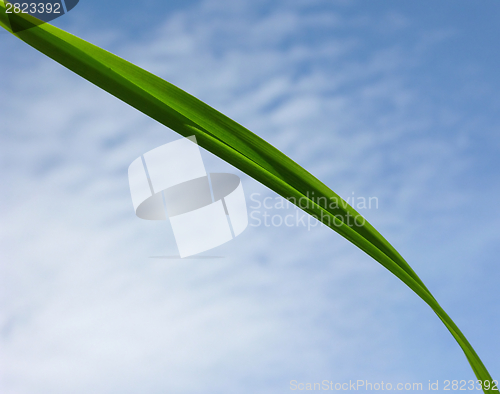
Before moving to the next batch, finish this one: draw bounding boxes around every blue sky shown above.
[1,0,499,393]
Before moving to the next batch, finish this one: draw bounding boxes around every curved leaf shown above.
[1,3,497,391]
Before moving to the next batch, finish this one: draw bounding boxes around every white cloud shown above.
[0,0,499,392]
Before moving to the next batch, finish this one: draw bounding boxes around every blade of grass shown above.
[1,3,497,390]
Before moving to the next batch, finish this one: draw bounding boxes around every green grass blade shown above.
[1,4,497,391]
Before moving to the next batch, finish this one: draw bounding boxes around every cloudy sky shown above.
[1,0,499,393]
